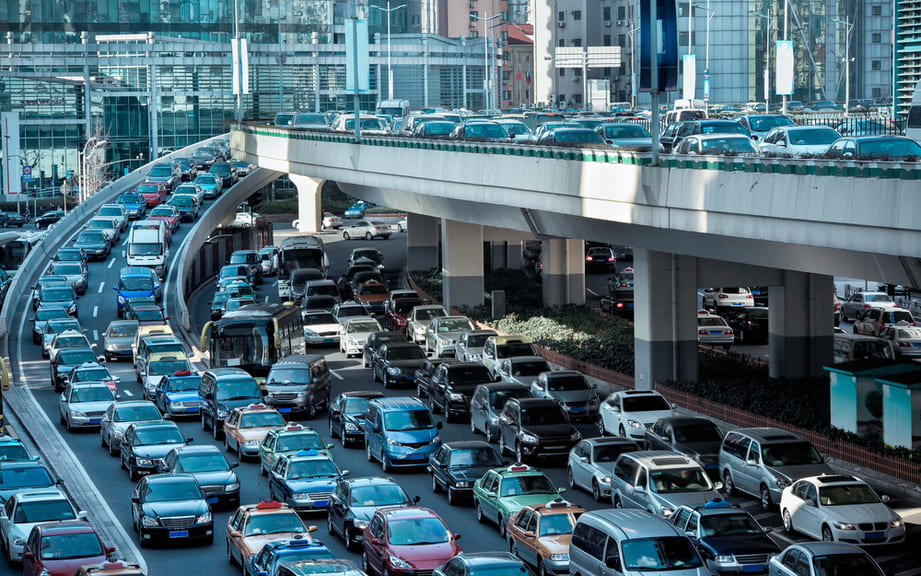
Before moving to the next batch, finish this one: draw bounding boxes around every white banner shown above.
[682,54,696,100]
[231,39,251,95]
[345,19,370,93]
[776,40,794,95]
[1,112,21,198]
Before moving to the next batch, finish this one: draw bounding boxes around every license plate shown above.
[278,408,292,413]
[323,338,336,343]
[709,331,723,335]
[626,303,634,308]
[742,565,764,573]
[206,497,218,504]
[186,407,199,413]
[169,530,189,538]
[866,531,884,539]
[570,407,585,413]
[706,464,719,469]
[913,343,921,347]
[406,376,415,381]
[408,453,426,459]
[313,500,328,507]
[89,418,101,424]
[731,302,743,306]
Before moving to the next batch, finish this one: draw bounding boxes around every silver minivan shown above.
[569,509,710,576]
[609,451,722,518]
[719,427,830,510]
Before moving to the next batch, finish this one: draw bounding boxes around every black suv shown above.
[428,440,505,504]
[327,476,419,550]
[644,416,725,481]
[371,342,428,388]
[429,362,496,422]
[723,307,769,344]
[362,331,406,369]
[328,390,384,448]
[497,398,581,463]
[414,358,458,400]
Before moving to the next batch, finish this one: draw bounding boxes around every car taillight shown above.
[615,302,625,309]
[586,256,593,261]
[607,257,615,262]
[726,328,733,335]
[746,294,753,299]
[698,330,708,335]
[864,304,871,308]
[718,294,728,299]
[898,341,911,348]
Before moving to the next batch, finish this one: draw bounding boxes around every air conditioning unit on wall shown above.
[604,21,611,27]
[558,21,566,28]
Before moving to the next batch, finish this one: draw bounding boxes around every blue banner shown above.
[639,0,679,92]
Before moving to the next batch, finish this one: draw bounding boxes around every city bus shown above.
[200,302,305,383]
[276,235,329,300]
[0,230,43,275]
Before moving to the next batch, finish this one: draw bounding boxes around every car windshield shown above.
[14,499,75,523]
[149,360,190,376]
[539,513,578,536]
[490,388,531,409]
[344,397,373,415]
[865,294,894,304]
[393,301,421,315]
[149,166,172,177]
[73,368,111,382]
[146,479,202,502]
[387,346,427,361]
[350,484,406,506]
[243,513,305,536]
[699,513,763,537]
[819,484,880,506]
[128,243,162,256]
[511,361,549,377]
[699,137,756,154]
[133,308,164,322]
[448,448,503,467]
[337,306,368,319]
[277,433,324,453]
[622,395,671,412]
[107,323,138,338]
[166,376,200,392]
[150,208,175,217]
[466,333,493,347]
[69,387,113,403]
[387,517,450,545]
[499,123,529,136]
[673,423,722,443]
[0,466,52,488]
[497,343,536,358]
[196,175,217,184]
[58,350,96,364]
[133,426,184,446]
[0,444,30,461]
[215,378,260,401]
[760,441,824,466]
[853,341,895,360]
[593,444,635,463]
[239,411,285,428]
[858,139,921,159]
[546,375,589,391]
[383,410,433,431]
[439,318,473,332]
[749,116,793,131]
[344,118,388,130]
[305,313,337,325]
[176,452,228,472]
[51,263,83,276]
[114,405,161,422]
[99,207,122,217]
[812,553,883,576]
[898,327,921,338]
[788,128,840,145]
[621,537,704,571]
[43,288,74,302]
[446,366,492,387]
[415,308,446,321]
[650,468,713,493]
[36,308,70,322]
[500,475,556,496]
[307,284,339,297]
[55,336,87,348]
[118,194,142,205]
[359,284,387,296]
[348,320,380,333]
[604,125,651,139]
[39,533,103,560]
[698,318,727,328]
[288,459,338,479]
[46,320,79,334]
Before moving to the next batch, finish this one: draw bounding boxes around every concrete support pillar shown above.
[407,213,439,270]
[769,272,834,379]
[634,249,699,389]
[542,238,586,307]
[288,174,322,233]
[441,219,484,311]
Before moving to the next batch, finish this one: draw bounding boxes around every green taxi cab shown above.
[472,463,566,537]
[258,423,334,475]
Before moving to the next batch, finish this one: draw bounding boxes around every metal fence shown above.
[608,111,902,136]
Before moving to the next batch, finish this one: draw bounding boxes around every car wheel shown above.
[760,484,774,511]
[723,471,737,496]
[327,514,335,535]
[485,424,494,444]
[597,419,606,436]
[782,509,794,533]
[475,500,485,523]
[343,232,350,240]
[224,434,232,453]
[618,424,626,438]
[499,431,509,456]
[201,413,210,431]
[329,417,337,438]
[537,558,547,576]
[822,525,835,542]
[64,414,72,432]
[382,372,391,389]
[366,440,374,462]
[237,442,244,462]
[447,487,457,506]
[382,454,393,473]
[362,355,367,368]
[498,514,506,537]
[613,495,623,509]
[470,417,477,435]
[431,474,442,493]
[592,479,602,502]
[567,468,575,489]
[361,551,371,575]
[344,525,356,551]
[365,232,373,240]
[213,420,222,441]
[307,401,317,420]
[108,438,117,457]
[129,463,139,481]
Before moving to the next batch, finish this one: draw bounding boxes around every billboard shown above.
[639,0,679,92]
[345,19,370,93]
[682,54,696,100]
[1,112,21,198]
[776,40,794,95]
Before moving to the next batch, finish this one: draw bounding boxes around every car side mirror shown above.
[77,510,88,520]
[436,421,443,430]
[634,485,645,493]
[454,532,462,540]
[881,494,891,504]
[746,458,759,466]
[229,462,239,469]
[412,495,421,503]
[777,141,786,147]
[370,538,382,546]
[612,405,621,413]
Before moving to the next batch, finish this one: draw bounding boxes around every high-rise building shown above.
[895,0,921,119]
[504,24,534,107]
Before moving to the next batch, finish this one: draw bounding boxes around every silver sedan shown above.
[341,220,392,241]
[59,382,117,431]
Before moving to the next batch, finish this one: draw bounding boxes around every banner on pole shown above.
[703,68,710,101]
[231,38,250,95]
[682,54,696,100]
[346,19,370,93]
[776,40,794,95]
[639,0,679,92]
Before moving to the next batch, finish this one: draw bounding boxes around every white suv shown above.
[702,287,754,310]
[599,390,676,441]
[0,489,85,562]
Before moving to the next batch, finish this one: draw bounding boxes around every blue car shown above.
[154,370,202,418]
[268,450,345,512]
[116,192,146,219]
[194,173,223,199]
[344,201,370,219]
[114,267,161,316]
[245,536,333,576]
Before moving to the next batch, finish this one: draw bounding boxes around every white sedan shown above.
[780,475,905,545]
[697,311,734,350]
[599,390,676,441]
[341,220,392,241]
[759,126,841,157]
[322,212,343,230]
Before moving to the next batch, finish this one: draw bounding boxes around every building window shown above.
[572,38,582,47]
[603,34,612,46]
[503,90,511,100]
[558,11,564,20]
[573,10,582,20]
[469,11,477,22]
[872,87,881,97]
[559,68,566,77]
[872,60,881,70]
[604,7,612,20]
[618,6,626,20]
[470,31,478,38]
[871,5,881,16]
[678,32,696,45]
[618,34,626,47]
[558,39,565,47]
[872,33,881,43]
[574,68,583,77]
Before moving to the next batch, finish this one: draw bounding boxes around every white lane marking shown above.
[15,292,147,573]
[122,389,133,397]
[97,282,105,293]
[107,259,115,269]
[121,236,129,247]
[330,369,344,381]
[92,330,99,341]
[92,306,98,318]
[264,295,269,303]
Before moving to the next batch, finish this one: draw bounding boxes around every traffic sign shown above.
[22,165,32,182]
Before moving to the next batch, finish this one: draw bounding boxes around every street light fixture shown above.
[751,10,773,112]
[370,1,406,101]
[471,11,502,112]
[833,18,854,116]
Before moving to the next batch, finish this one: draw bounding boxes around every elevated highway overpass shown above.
[232,123,921,384]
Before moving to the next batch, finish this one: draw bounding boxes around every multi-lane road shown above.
[3,188,919,576]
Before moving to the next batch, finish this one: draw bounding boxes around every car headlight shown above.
[293,493,313,500]
[833,522,855,530]
[489,415,498,426]
[388,554,412,569]
[774,476,789,489]
[140,516,158,527]
[413,325,424,334]
[136,458,152,466]
[387,366,402,376]
[600,475,612,484]
[713,555,735,565]
[432,435,440,444]
[355,521,368,530]
[117,295,126,304]
[449,393,465,401]
[387,437,400,446]
[520,433,538,444]
[345,421,360,431]
[549,554,569,562]
[70,410,86,417]
[244,440,260,447]
[456,481,471,488]
[226,483,240,491]
[589,396,599,405]
[570,430,581,442]
[196,511,212,523]
[627,419,644,429]
[891,519,904,528]
[659,506,674,517]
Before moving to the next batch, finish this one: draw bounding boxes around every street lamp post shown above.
[80,138,106,204]
[692,3,714,103]
[471,11,502,111]
[833,17,854,116]
[751,11,773,112]
[627,26,641,109]
[277,5,285,112]
[370,2,406,101]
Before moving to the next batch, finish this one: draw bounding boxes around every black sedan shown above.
[327,476,419,550]
[430,362,496,422]
[328,390,383,448]
[0,211,27,227]
[428,441,505,504]
[72,229,111,260]
[371,342,428,388]
[130,473,214,546]
[120,421,189,480]
[361,331,406,369]
[722,306,769,344]
[34,209,65,229]
[49,347,100,391]
[160,445,241,509]
[414,358,457,400]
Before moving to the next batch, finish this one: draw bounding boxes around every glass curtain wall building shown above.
[0,0,485,199]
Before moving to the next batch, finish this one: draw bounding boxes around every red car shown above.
[384,297,424,333]
[22,521,114,576]
[147,205,180,232]
[362,506,460,576]
[134,181,167,207]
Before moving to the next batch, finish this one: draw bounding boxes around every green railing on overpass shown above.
[237,123,921,180]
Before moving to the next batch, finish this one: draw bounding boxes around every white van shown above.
[906,79,921,145]
[127,220,169,277]
[376,99,411,121]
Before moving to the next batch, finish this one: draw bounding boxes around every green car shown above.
[473,464,566,537]
[258,423,334,475]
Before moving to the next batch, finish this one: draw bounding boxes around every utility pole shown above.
[782,0,788,115]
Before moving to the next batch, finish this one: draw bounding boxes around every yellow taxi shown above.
[75,561,146,576]
[506,498,584,576]
[223,403,287,459]
[225,500,317,567]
